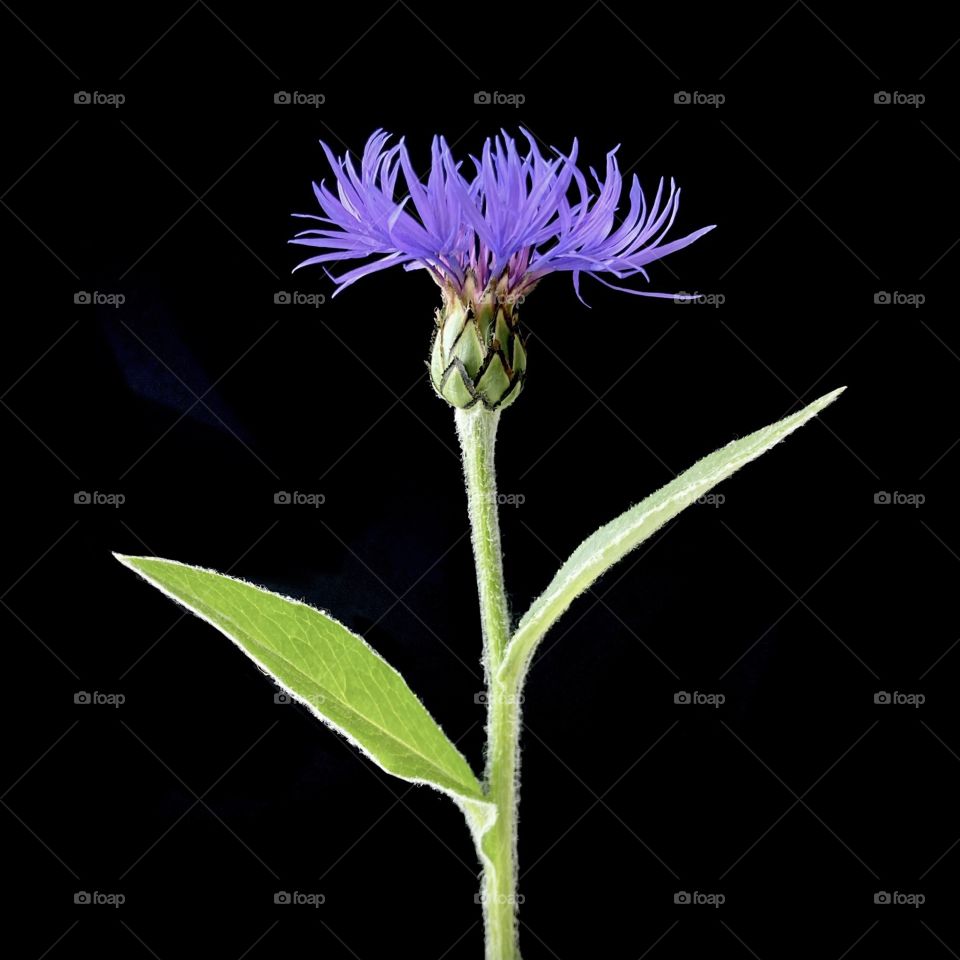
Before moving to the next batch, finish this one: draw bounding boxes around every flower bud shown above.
[430,275,527,410]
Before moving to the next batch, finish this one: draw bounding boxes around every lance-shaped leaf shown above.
[499,387,845,685]
[115,555,489,812]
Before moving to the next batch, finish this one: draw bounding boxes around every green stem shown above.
[455,406,522,960]
[456,407,511,665]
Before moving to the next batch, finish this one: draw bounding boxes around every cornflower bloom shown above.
[292,129,714,408]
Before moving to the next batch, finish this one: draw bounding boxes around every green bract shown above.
[430,276,527,410]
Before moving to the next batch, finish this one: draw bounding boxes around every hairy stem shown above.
[456,407,511,666]
[455,406,522,960]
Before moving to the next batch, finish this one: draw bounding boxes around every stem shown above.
[456,407,511,666]
[455,406,522,960]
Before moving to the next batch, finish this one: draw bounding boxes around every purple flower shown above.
[291,129,714,303]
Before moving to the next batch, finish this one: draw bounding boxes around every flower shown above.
[291,128,714,303]
[291,129,715,409]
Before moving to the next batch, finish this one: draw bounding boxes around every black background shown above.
[2,2,959,957]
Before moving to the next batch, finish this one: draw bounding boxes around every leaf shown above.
[499,387,846,684]
[115,555,490,813]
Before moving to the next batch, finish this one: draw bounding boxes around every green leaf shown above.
[499,387,846,685]
[115,555,489,810]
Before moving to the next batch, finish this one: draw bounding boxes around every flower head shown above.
[291,129,714,409]
[291,128,713,303]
